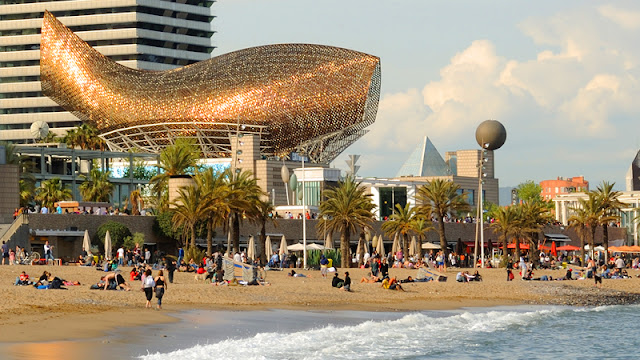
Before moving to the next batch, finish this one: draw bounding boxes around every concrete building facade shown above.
[540,176,589,201]
[0,0,215,142]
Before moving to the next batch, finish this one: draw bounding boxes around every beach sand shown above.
[1,264,639,346]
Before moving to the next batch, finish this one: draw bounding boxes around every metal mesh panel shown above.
[40,11,381,163]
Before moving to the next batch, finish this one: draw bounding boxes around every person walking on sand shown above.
[142,269,155,308]
[154,270,167,310]
[44,240,54,265]
[1,241,9,265]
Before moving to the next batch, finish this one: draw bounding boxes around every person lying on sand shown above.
[360,272,380,283]
[288,270,310,277]
[101,272,131,291]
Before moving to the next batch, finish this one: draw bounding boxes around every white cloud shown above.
[349,3,640,188]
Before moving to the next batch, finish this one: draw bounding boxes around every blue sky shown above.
[214,0,640,189]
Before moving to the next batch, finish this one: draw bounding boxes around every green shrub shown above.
[184,246,205,264]
[95,221,132,250]
[123,232,144,250]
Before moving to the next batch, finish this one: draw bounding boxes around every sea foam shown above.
[139,307,578,360]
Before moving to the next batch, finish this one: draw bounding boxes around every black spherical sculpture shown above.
[475,120,506,151]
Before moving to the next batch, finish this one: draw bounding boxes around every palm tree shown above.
[317,176,375,268]
[411,216,433,259]
[416,179,469,255]
[35,178,72,209]
[569,193,602,262]
[194,168,232,256]
[520,201,552,265]
[567,207,589,263]
[224,169,264,254]
[490,205,520,265]
[79,168,114,202]
[63,123,106,150]
[150,138,200,209]
[381,203,416,259]
[251,198,277,265]
[170,185,204,248]
[129,189,143,215]
[593,181,623,256]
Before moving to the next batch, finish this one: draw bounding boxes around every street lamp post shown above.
[474,120,506,268]
[302,154,307,269]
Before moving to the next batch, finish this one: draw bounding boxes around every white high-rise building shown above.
[0,0,215,142]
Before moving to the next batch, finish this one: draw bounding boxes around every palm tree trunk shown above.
[206,223,212,256]
[502,235,508,264]
[232,213,240,254]
[530,232,539,267]
[358,233,365,267]
[258,221,266,265]
[602,223,609,259]
[515,237,521,262]
[190,224,196,248]
[437,215,447,255]
[589,226,596,265]
[402,232,408,261]
[417,235,423,259]
[340,223,350,268]
[579,226,585,262]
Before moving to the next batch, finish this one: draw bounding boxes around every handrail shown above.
[0,213,29,243]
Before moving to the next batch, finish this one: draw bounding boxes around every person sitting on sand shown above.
[360,272,380,283]
[14,271,31,286]
[563,269,574,280]
[101,272,131,291]
[332,272,344,288]
[342,272,351,291]
[382,276,404,291]
[214,268,226,286]
[456,271,468,283]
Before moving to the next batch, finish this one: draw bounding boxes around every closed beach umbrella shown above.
[377,235,385,258]
[551,241,557,257]
[82,230,91,253]
[409,236,417,256]
[372,235,378,249]
[279,235,288,255]
[391,233,400,254]
[324,232,334,249]
[364,238,370,254]
[247,235,256,262]
[104,230,112,260]
[364,228,372,242]
[356,239,362,258]
[265,236,273,258]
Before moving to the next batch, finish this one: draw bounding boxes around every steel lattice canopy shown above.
[40,11,381,163]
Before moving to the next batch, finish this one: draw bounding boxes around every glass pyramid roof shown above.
[396,137,450,177]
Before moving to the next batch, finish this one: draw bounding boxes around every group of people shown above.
[13,270,79,289]
[2,242,28,265]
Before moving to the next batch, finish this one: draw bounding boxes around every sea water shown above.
[137,305,640,360]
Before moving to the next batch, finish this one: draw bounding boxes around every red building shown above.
[540,176,589,201]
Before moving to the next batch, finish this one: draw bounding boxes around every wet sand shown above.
[1,264,639,352]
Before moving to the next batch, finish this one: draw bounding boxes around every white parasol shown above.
[409,236,417,256]
[376,235,385,258]
[391,233,400,255]
[104,230,112,260]
[247,235,256,262]
[324,232,334,249]
[82,230,91,254]
[265,235,273,259]
[279,235,288,255]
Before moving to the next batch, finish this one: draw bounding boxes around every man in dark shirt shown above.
[331,272,343,288]
[380,258,389,278]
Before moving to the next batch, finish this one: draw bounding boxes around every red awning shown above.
[556,245,580,251]
[507,243,530,249]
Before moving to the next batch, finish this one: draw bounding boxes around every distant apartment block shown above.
[540,176,589,201]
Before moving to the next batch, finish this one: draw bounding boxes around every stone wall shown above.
[0,164,19,224]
